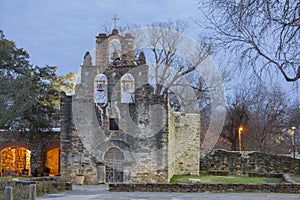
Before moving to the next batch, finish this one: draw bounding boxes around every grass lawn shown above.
[170,174,283,184]
[293,176,300,183]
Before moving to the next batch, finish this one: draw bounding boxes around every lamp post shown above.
[291,127,296,159]
[238,126,243,151]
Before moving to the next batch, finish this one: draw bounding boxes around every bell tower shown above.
[95,29,134,67]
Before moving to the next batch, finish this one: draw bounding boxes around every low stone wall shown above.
[0,177,72,199]
[200,149,300,175]
[109,183,300,193]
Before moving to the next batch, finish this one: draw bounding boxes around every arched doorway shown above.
[104,147,125,183]
[0,147,31,176]
[46,148,60,176]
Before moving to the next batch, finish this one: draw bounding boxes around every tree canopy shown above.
[0,30,74,132]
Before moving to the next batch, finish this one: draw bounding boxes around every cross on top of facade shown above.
[111,14,119,29]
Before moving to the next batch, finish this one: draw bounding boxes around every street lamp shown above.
[291,127,296,159]
[238,126,243,151]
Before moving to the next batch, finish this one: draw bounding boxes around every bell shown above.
[112,50,119,60]
[97,84,104,92]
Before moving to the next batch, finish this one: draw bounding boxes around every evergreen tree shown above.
[0,30,74,132]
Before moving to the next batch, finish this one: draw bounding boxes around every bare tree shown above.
[199,0,300,82]
[221,88,250,150]
[101,20,223,141]
[286,100,300,128]
[244,85,289,153]
[219,83,291,153]
[146,20,211,96]
[108,20,214,113]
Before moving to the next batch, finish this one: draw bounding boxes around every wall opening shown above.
[121,74,135,103]
[0,147,31,176]
[109,118,119,131]
[94,74,108,104]
[104,147,125,183]
[109,40,122,65]
[46,148,60,176]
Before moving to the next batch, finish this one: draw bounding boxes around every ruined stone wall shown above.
[60,63,169,184]
[0,130,60,176]
[60,92,97,184]
[200,149,300,175]
[61,30,201,184]
[168,112,200,181]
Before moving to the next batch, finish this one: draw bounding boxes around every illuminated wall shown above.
[0,147,30,176]
[47,148,60,176]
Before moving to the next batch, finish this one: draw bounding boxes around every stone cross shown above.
[111,14,119,29]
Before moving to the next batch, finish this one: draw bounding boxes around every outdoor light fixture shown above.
[238,126,243,151]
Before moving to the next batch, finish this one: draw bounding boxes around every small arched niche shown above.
[120,74,135,103]
[94,74,108,104]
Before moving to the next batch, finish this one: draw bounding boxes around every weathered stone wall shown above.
[60,92,97,184]
[60,83,169,184]
[60,30,201,184]
[95,30,134,66]
[0,130,60,176]
[109,183,300,193]
[60,44,169,184]
[200,149,300,175]
[168,112,200,181]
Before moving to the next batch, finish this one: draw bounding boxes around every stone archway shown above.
[0,146,31,176]
[46,148,60,176]
[104,147,125,183]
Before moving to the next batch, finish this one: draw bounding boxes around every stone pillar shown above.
[96,33,108,66]
[29,184,36,200]
[60,92,73,177]
[123,166,131,183]
[168,113,200,176]
[121,34,134,65]
[97,165,105,184]
[5,186,12,200]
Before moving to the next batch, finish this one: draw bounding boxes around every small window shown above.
[121,74,135,103]
[109,118,119,131]
[94,74,108,104]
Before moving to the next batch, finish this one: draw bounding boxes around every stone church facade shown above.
[60,29,200,184]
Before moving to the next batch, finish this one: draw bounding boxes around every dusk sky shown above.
[0,0,202,75]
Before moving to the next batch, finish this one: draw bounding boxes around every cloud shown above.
[0,0,201,75]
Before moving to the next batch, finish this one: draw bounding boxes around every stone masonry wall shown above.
[168,112,200,181]
[95,30,134,66]
[0,130,60,176]
[109,183,300,193]
[200,149,300,175]
[60,92,97,184]
[60,64,169,184]
[61,30,201,184]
